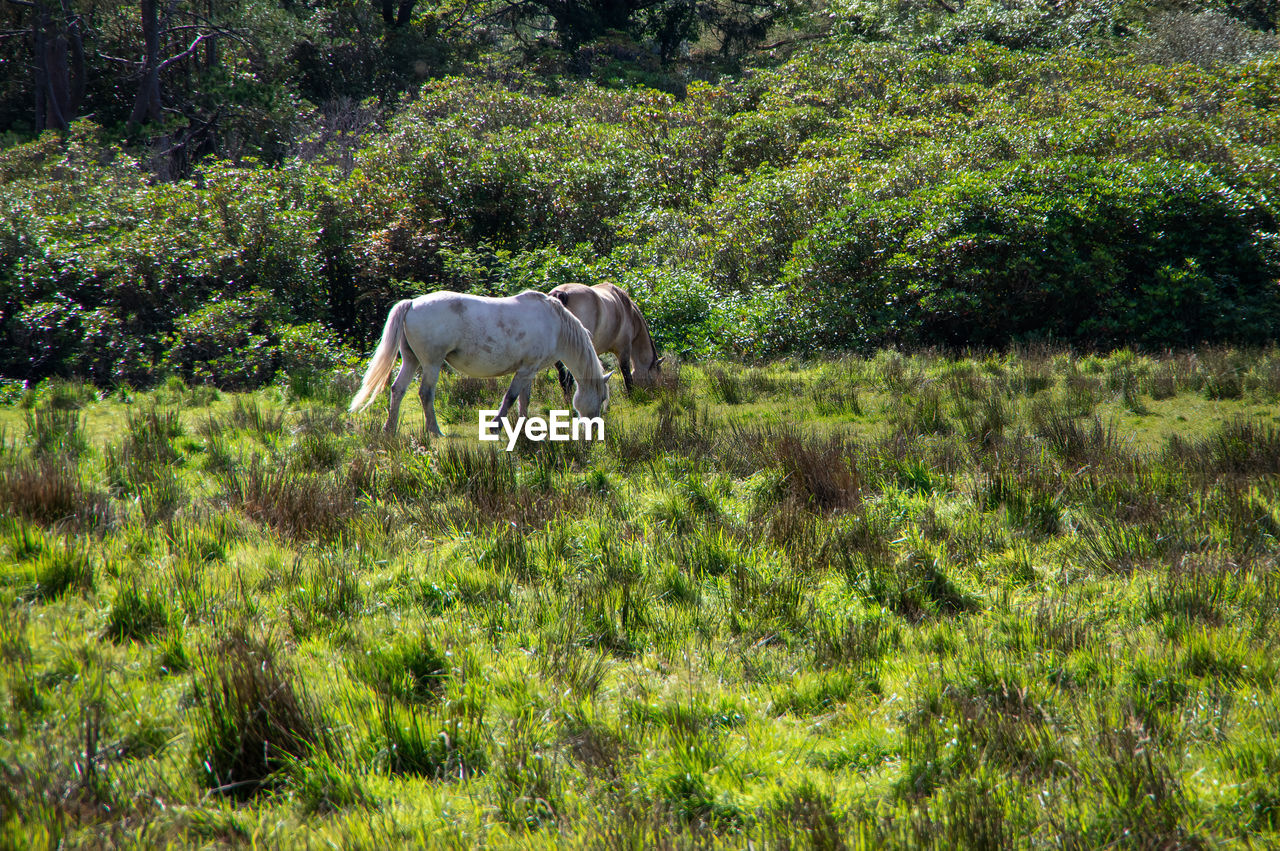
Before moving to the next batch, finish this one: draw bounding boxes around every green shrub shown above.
[162,292,351,390]
[787,157,1280,350]
[624,269,735,359]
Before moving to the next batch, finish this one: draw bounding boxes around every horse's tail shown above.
[349,299,411,413]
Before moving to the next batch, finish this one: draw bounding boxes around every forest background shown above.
[1,0,1279,389]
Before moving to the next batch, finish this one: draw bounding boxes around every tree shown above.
[378,0,417,27]
[127,0,226,129]
[4,0,85,131]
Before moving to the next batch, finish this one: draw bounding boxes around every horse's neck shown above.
[557,316,601,381]
[629,307,657,368]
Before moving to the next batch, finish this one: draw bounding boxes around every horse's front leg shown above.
[619,352,634,394]
[555,361,574,403]
[496,372,535,422]
[419,363,443,436]
[385,344,421,434]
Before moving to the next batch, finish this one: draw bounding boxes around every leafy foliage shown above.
[789,157,1280,350]
[2,7,1279,381]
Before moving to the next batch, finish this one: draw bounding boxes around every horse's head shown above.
[573,370,613,419]
[634,354,664,386]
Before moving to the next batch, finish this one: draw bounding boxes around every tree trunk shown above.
[30,0,72,131]
[379,0,416,27]
[61,0,84,116]
[128,0,164,128]
[203,0,217,70]
[31,2,48,131]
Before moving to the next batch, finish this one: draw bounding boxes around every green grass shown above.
[2,348,1280,847]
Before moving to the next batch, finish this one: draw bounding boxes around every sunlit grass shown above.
[2,349,1280,847]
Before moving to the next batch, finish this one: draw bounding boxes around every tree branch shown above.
[756,30,828,51]
[155,32,213,74]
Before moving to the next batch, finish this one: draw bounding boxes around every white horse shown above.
[349,290,613,435]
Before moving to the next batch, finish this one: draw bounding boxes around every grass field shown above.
[3,347,1280,848]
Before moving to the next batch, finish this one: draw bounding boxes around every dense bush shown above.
[162,292,351,389]
[831,0,1125,51]
[2,37,1279,383]
[787,157,1280,350]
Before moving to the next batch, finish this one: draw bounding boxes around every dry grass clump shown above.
[223,456,356,539]
[0,457,113,532]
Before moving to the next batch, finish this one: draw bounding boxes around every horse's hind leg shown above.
[555,361,574,402]
[385,343,421,434]
[418,363,443,436]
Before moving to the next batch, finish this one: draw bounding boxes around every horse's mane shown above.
[550,297,604,381]
[629,298,659,369]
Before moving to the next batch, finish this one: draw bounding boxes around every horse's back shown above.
[549,283,634,354]
[409,290,556,324]
[399,290,564,376]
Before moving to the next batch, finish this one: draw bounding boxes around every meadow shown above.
[2,346,1280,848]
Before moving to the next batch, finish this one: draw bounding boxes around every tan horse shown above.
[548,283,662,394]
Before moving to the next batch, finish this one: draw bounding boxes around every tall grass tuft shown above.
[290,551,365,634]
[103,583,169,643]
[27,543,94,601]
[1201,349,1244,400]
[811,614,898,670]
[656,767,748,833]
[810,380,862,417]
[493,707,562,830]
[1202,417,1280,477]
[373,695,489,781]
[224,457,354,539]
[763,782,846,849]
[36,379,95,411]
[193,631,329,799]
[707,367,745,405]
[355,635,449,704]
[889,384,950,435]
[105,403,184,499]
[1033,408,1118,462]
[538,610,610,699]
[24,404,89,458]
[775,431,860,511]
[231,397,285,440]
[286,749,372,815]
[867,536,978,621]
[0,457,113,531]
[436,444,516,504]
[477,523,533,577]
[1078,706,1193,846]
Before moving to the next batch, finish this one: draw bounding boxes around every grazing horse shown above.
[548,283,662,395]
[349,290,612,436]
